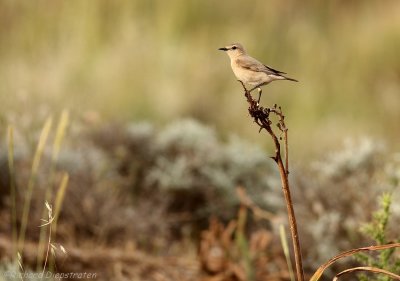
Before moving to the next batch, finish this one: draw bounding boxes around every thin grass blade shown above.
[309,243,400,281]
[333,266,400,281]
[280,224,295,281]
[52,173,69,237]
[18,117,53,252]
[37,110,69,268]
[51,110,69,163]
[7,126,18,258]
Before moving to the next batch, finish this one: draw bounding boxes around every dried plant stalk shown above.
[310,243,400,281]
[239,81,304,281]
[333,266,400,281]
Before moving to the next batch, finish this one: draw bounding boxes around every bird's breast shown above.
[230,60,270,86]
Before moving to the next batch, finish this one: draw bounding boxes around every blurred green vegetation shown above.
[1,0,400,155]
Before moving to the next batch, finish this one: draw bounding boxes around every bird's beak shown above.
[218,47,228,51]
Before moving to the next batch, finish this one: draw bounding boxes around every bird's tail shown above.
[283,76,299,82]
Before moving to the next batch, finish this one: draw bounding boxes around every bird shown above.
[219,43,298,103]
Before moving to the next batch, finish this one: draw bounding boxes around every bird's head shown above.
[218,43,246,58]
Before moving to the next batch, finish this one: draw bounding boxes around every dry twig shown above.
[239,81,304,281]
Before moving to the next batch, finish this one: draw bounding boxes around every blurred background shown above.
[0,1,400,281]
[1,0,400,155]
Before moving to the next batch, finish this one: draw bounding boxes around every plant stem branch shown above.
[239,81,304,281]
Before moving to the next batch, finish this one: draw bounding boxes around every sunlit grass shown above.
[37,110,69,269]
[4,113,70,278]
[18,117,53,253]
[7,126,17,259]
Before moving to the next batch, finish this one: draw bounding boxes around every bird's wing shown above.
[237,56,287,75]
[263,64,287,75]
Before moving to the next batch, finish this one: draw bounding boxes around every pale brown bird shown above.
[219,43,298,102]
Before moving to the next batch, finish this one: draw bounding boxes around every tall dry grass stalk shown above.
[37,172,69,271]
[7,126,18,259]
[40,201,54,275]
[48,172,69,271]
[37,200,67,275]
[18,117,53,253]
[6,113,69,274]
[52,173,69,237]
[280,225,295,281]
[37,110,69,269]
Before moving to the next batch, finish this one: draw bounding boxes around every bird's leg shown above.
[247,84,265,105]
[257,87,262,104]
[248,83,265,93]
[248,85,258,93]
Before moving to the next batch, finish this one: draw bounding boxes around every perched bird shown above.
[219,43,298,102]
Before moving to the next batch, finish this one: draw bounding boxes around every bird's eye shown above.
[232,46,237,50]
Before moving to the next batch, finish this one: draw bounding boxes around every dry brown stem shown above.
[239,81,304,281]
[310,243,400,281]
[333,266,400,281]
